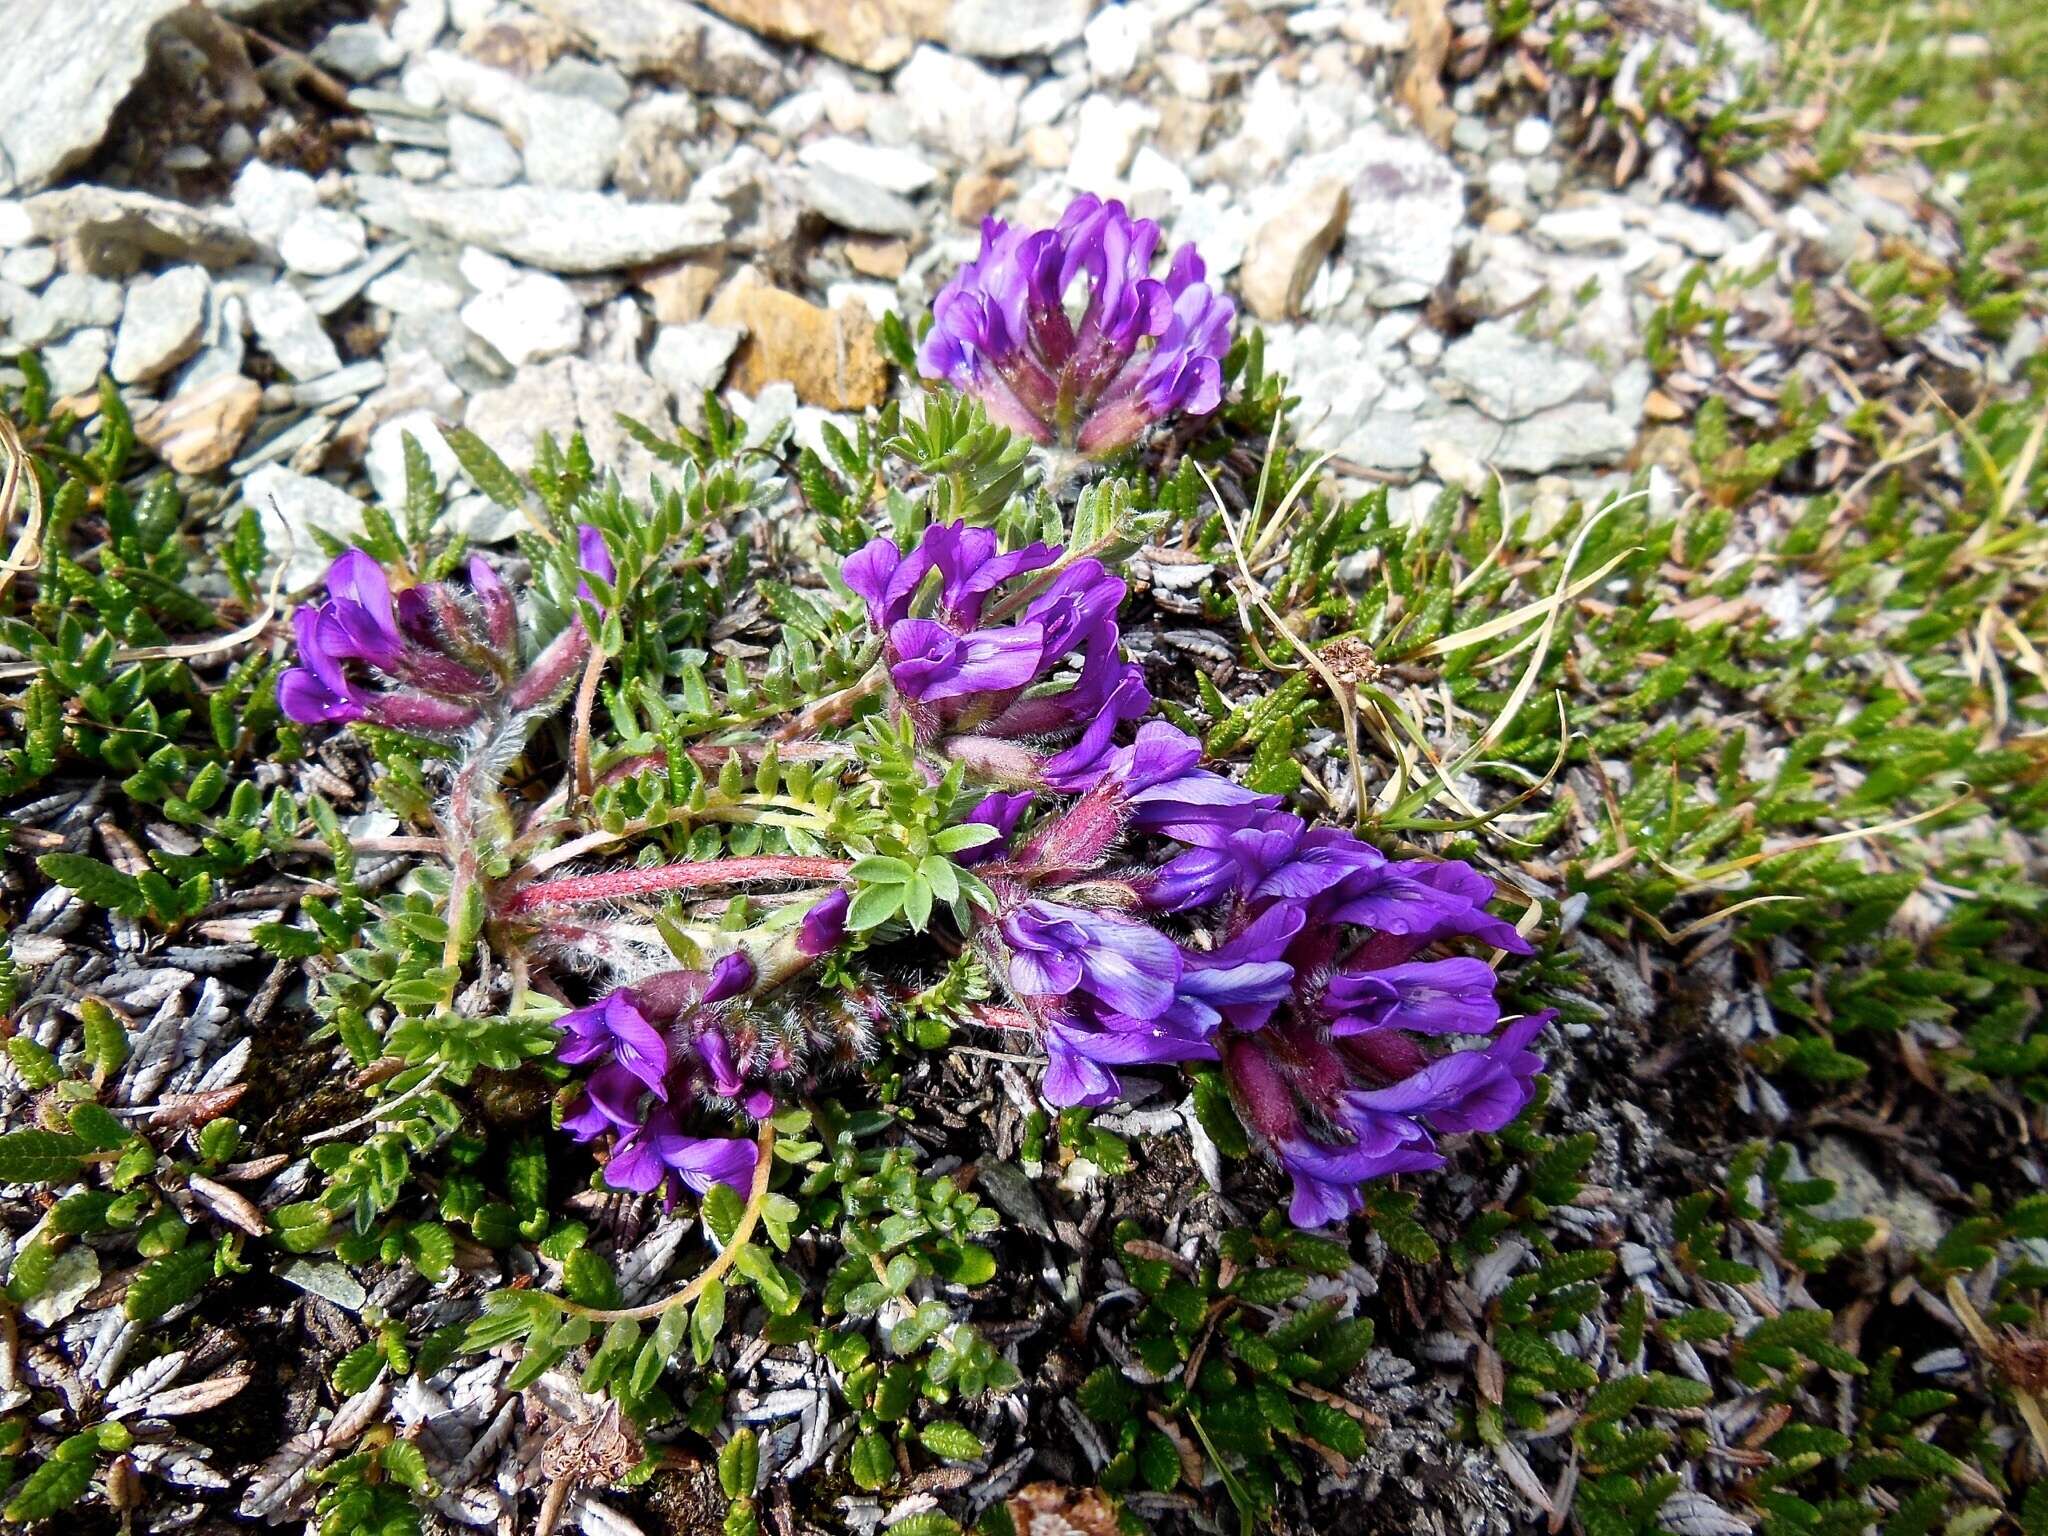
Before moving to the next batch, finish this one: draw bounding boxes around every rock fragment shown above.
[0,0,188,196]
[708,280,888,410]
[355,183,724,273]
[135,374,263,474]
[112,265,211,384]
[1240,179,1349,322]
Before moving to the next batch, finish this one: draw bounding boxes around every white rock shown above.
[1085,4,1151,80]
[1156,53,1211,99]
[1439,321,1601,421]
[13,271,122,345]
[313,22,404,80]
[41,327,111,397]
[0,245,55,286]
[519,0,785,106]
[230,161,321,249]
[519,92,622,191]
[446,114,522,188]
[539,57,633,112]
[0,202,32,247]
[18,186,263,270]
[0,0,187,196]
[460,271,584,366]
[795,137,937,195]
[463,357,673,493]
[1339,122,1465,305]
[802,172,920,237]
[112,265,211,384]
[458,246,522,295]
[1535,203,1629,251]
[1511,117,1553,157]
[647,322,743,413]
[365,410,464,507]
[241,465,368,587]
[366,253,466,315]
[280,207,370,277]
[354,181,724,273]
[391,0,448,51]
[1067,96,1156,190]
[946,0,1092,59]
[894,47,1018,163]
[247,282,343,380]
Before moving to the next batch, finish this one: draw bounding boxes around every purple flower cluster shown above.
[918,195,1235,457]
[966,726,1547,1226]
[845,520,1148,765]
[552,891,854,1205]
[277,528,616,732]
[554,955,763,1205]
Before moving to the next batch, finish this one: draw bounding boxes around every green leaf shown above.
[440,425,527,509]
[849,1430,895,1491]
[126,1243,215,1321]
[78,998,130,1074]
[37,853,146,917]
[719,1428,759,1499]
[917,1421,985,1462]
[0,1129,89,1184]
[3,1434,96,1522]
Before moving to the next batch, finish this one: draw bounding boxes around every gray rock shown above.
[946,0,1091,58]
[447,115,522,188]
[646,322,743,413]
[464,357,672,493]
[279,207,371,277]
[355,182,725,273]
[247,283,344,380]
[801,171,920,237]
[1439,321,1600,421]
[1341,123,1465,305]
[290,360,388,409]
[1535,203,1629,251]
[1420,401,1639,475]
[312,22,403,81]
[520,0,784,106]
[174,288,247,393]
[795,137,938,196]
[460,271,585,366]
[240,465,369,587]
[615,94,704,202]
[537,57,633,113]
[19,185,265,271]
[518,92,622,192]
[1808,1137,1945,1250]
[111,265,210,384]
[13,271,124,346]
[0,0,188,196]
[894,47,1017,163]
[366,251,467,315]
[41,327,111,397]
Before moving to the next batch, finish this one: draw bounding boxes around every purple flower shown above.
[798,890,852,956]
[917,195,1235,457]
[556,991,670,1099]
[705,952,756,1003]
[1323,957,1503,1038]
[279,606,373,724]
[1000,899,1181,1022]
[955,792,1034,865]
[577,524,616,602]
[844,522,1057,631]
[603,1105,757,1204]
[888,617,1046,702]
[1048,721,1280,839]
[1041,1008,1219,1108]
[1322,860,1532,955]
[322,550,404,669]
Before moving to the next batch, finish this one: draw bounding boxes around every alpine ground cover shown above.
[1,3,2047,1534]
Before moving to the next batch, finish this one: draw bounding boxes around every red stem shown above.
[502,856,854,914]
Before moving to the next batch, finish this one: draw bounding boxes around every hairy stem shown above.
[542,1121,776,1322]
[571,640,608,802]
[502,856,854,914]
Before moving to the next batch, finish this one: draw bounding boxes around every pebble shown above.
[241,464,369,585]
[365,409,464,505]
[247,283,344,381]
[1511,117,1554,157]
[446,115,522,188]
[647,322,745,414]
[1439,321,1601,421]
[460,270,585,366]
[111,265,211,384]
[135,374,263,474]
[894,47,1017,162]
[230,163,322,250]
[517,92,622,192]
[279,208,371,278]
[42,327,111,397]
[803,171,921,238]
[795,137,938,196]
[355,182,723,273]
[0,245,56,287]
[946,0,1092,59]
[313,22,405,81]
[15,271,123,346]
[1240,179,1349,322]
